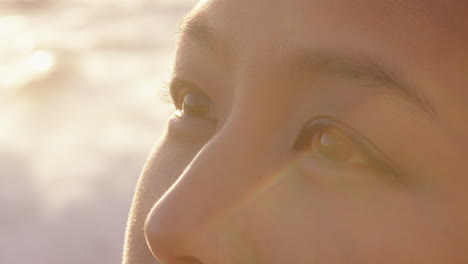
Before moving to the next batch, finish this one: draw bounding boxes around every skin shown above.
[123,0,468,263]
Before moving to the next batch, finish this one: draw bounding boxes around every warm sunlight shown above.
[0,1,196,263]
[29,50,55,73]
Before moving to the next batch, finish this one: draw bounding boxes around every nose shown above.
[144,121,283,264]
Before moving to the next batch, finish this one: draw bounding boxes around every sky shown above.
[0,0,197,263]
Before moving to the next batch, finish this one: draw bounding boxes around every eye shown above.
[295,117,397,174]
[169,79,217,120]
[180,90,213,118]
[164,79,218,142]
[312,128,352,161]
[309,127,365,166]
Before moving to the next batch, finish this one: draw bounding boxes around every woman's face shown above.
[124,0,468,263]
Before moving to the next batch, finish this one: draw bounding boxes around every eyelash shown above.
[159,81,176,106]
[164,79,203,110]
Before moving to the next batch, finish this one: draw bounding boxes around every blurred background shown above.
[0,0,196,263]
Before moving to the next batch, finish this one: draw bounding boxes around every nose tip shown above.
[144,193,191,262]
[143,123,280,263]
[143,174,220,263]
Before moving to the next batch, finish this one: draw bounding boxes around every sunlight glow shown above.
[28,50,55,73]
[0,50,56,92]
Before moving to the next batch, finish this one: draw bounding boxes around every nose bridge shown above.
[144,117,278,262]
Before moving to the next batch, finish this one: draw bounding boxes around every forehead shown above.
[193,0,468,53]
[198,0,466,25]
[183,0,468,120]
[186,0,468,70]
[203,0,468,23]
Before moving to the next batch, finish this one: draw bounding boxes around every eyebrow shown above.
[290,52,438,119]
[177,15,438,120]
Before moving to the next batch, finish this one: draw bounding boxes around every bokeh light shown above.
[0,0,197,263]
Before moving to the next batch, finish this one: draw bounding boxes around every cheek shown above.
[240,173,468,263]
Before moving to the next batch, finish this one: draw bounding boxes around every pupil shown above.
[317,130,354,162]
[182,91,211,117]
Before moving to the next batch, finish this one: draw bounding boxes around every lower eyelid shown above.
[165,113,217,143]
[298,152,399,186]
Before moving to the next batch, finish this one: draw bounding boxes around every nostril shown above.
[176,256,204,264]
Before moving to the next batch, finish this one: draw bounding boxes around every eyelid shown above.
[296,117,401,176]
[168,78,204,109]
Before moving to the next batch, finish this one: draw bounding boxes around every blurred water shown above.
[0,1,197,263]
